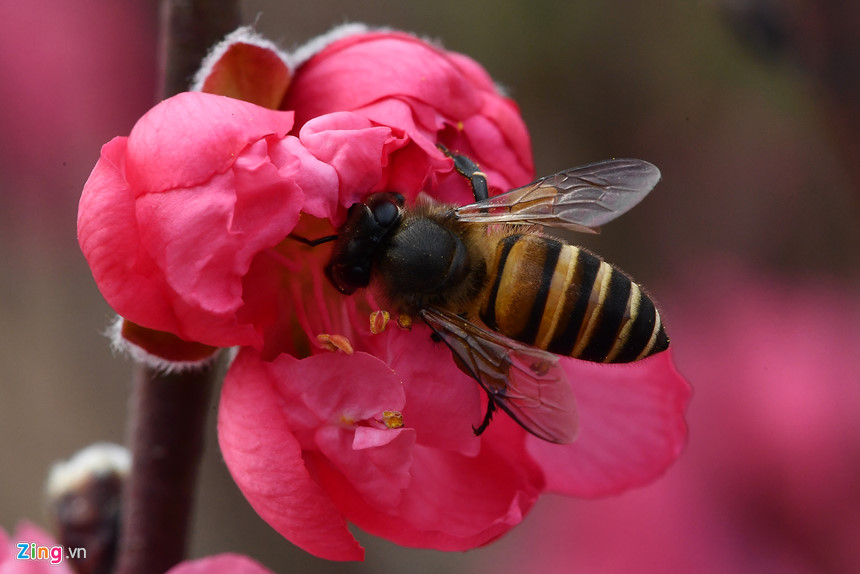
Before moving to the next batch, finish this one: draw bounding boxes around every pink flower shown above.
[78,25,690,560]
[205,31,687,560]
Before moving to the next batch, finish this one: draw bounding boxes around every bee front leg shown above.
[437,143,489,202]
[472,397,497,436]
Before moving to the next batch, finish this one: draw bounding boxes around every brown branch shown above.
[114,361,219,574]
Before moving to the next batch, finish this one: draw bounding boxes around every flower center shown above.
[258,215,379,360]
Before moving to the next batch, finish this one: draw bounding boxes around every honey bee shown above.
[308,146,667,444]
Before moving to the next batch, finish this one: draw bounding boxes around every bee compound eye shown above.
[365,193,402,228]
[373,201,399,227]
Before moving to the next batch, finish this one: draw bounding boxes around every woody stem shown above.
[114,363,217,574]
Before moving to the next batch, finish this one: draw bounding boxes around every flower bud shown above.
[46,443,131,574]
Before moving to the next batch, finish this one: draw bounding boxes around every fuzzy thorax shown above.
[373,204,489,316]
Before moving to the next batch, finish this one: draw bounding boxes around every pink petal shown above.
[78,137,191,337]
[125,92,294,194]
[165,553,275,574]
[275,351,416,511]
[314,425,416,510]
[218,349,364,561]
[528,350,691,497]
[459,96,534,189]
[356,98,442,156]
[344,95,532,205]
[298,112,404,210]
[362,323,483,456]
[382,137,458,202]
[285,32,482,128]
[268,353,415,508]
[133,141,303,319]
[343,98,461,199]
[268,135,340,219]
[271,351,406,428]
[278,29,537,231]
[320,415,545,550]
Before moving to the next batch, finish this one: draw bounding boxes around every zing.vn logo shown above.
[16,542,86,565]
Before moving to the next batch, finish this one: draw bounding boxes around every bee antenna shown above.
[288,233,339,247]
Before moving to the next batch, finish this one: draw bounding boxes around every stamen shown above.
[370,310,391,334]
[264,247,301,272]
[311,265,334,335]
[316,333,354,354]
[381,410,404,429]
[289,279,314,345]
[396,313,413,330]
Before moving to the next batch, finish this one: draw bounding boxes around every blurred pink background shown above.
[2,1,858,573]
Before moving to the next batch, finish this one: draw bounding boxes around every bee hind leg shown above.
[437,143,489,202]
[472,398,497,436]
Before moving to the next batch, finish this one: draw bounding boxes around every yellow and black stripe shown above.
[479,234,668,363]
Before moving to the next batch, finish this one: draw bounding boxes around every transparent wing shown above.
[454,158,661,233]
[419,307,578,444]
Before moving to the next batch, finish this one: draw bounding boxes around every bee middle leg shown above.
[437,143,489,202]
[472,398,497,436]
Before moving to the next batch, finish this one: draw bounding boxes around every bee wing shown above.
[419,307,578,444]
[454,158,661,233]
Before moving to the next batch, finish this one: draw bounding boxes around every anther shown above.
[396,313,413,330]
[381,411,404,429]
[316,334,354,355]
[370,310,391,334]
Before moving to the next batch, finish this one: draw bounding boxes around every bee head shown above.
[325,192,405,294]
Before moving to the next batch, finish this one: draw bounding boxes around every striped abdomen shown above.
[479,234,668,363]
